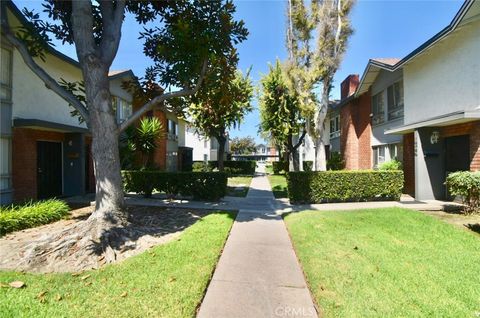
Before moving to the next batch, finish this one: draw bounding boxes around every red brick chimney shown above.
[340,74,359,100]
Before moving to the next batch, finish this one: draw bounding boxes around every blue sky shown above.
[16,0,464,143]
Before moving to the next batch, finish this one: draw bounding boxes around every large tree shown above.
[1,0,247,265]
[259,60,306,171]
[188,68,254,171]
[230,136,257,155]
[286,0,354,170]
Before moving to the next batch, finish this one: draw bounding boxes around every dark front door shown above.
[37,141,62,199]
[445,134,470,199]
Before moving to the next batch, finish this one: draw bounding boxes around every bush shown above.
[272,161,288,175]
[122,170,228,201]
[303,161,313,172]
[192,161,211,172]
[379,159,402,170]
[327,152,344,170]
[287,170,404,204]
[445,171,480,214]
[192,160,256,175]
[0,199,70,236]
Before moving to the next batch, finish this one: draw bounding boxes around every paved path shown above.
[197,173,317,318]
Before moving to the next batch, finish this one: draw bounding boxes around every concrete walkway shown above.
[197,173,318,318]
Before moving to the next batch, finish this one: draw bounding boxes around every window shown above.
[388,143,403,162]
[373,143,403,169]
[329,115,340,138]
[372,92,384,125]
[1,47,12,101]
[373,146,386,168]
[113,97,132,122]
[387,81,404,120]
[0,138,11,190]
[167,119,178,136]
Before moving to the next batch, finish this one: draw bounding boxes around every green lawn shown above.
[284,208,480,317]
[267,175,288,198]
[227,176,253,197]
[265,164,273,174]
[0,212,235,318]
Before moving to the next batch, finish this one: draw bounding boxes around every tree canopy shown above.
[230,136,257,155]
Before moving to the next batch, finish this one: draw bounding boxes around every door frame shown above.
[36,139,64,197]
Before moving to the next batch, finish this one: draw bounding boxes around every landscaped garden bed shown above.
[284,207,480,317]
[0,199,70,236]
[0,210,235,317]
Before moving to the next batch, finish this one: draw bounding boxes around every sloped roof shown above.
[355,0,477,96]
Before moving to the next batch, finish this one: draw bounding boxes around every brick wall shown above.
[440,121,480,171]
[403,133,415,196]
[340,90,372,170]
[152,108,167,170]
[12,128,65,202]
[354,91,372,169]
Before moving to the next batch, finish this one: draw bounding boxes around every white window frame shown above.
[329,115,340,139]
[0,137,12,191]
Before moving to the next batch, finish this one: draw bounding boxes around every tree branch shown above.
[118,60,208,133]
[1,23,90,123]
[100,0,125,65]
[292,128,307,151]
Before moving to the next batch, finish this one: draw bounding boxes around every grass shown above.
[284,208,480,317]
[227,176,253,197]
[0,199,70,236]
[265,164,273,174]
[0,211,235,318]
[267,174,288,198]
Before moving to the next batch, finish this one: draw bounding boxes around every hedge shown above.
[0,199,70,236]
[287,170,403,203]
[122,170,228,201]
[192,160,256,175]
[445,171,480,214]
[272,161,288,175]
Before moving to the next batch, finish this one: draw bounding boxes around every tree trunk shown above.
[314,80,330,171]
[84,65,127,227]
[217,134,226,172]
[291,150,300,171]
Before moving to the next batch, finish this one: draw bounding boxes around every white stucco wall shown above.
[109,77,133,103]
[403,18,480,125]
[185,125,210,161]
[11,50,87,129]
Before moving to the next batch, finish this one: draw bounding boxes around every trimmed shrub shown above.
[192,161,211,172]
[272,161,288,175]
[379,159,402,170]
[287,170,403,204]
[445,171,480,214]
[327,152,344,170]
[0,199,70,236]
[192,160,256,175]
[303,161,313,172]
[122,170,228,201]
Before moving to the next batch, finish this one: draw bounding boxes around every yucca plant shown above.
[119,117,165,169]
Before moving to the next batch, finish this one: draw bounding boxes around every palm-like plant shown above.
[119,117,164,169]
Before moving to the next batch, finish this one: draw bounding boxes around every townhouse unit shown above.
[326,0,480,201]
[0,1,188,204]
[184,125,230,162]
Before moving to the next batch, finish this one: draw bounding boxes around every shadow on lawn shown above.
[90,207,235,255]
[465,223,480,235]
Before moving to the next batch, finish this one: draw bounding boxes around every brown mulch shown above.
[0,205,214,273]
